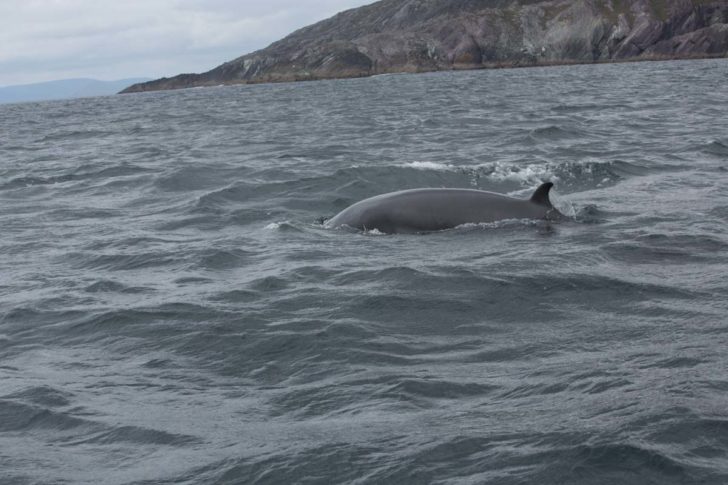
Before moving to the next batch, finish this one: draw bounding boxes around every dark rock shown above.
[451,36,483,65]
[121,0,728,94]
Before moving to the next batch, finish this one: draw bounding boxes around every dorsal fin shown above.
[530,182,554,208]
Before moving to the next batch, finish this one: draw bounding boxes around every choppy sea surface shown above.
[2,59,728,484]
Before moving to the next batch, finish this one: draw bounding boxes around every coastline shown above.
[119,53,728,94]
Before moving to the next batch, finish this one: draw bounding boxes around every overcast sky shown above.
[0,0,375,87]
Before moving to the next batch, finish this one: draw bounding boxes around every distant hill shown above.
[0,78,152,104]
[122,0,728,94]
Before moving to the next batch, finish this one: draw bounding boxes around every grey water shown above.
[1,58,728,484]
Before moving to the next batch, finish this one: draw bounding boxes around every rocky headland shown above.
[121,0,728,93]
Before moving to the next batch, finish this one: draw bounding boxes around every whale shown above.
[325,182,563,234]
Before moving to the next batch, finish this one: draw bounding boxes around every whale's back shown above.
[326,184,558,233]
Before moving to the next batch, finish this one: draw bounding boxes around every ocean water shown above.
[1,58,728,484]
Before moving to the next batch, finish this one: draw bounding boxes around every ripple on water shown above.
[2,59,728,484]
[701,140,728,157]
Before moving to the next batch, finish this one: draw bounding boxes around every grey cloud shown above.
[0,0,373,86]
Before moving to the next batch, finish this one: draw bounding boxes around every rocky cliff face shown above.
[122,0,728,93]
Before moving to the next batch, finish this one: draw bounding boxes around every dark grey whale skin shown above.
[325,182,562,234]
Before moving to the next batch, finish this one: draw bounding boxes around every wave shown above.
[179,437,700,485]
[0,396,199,447]
[404,161,457,171]
[4,385,72,408]
[528,124,590,141]
[532,442,688,484]
[701,140,728,157]
[69,425,201,447]
[271,377,499,418]
[263,221,304,233]
[153,165,246,192]
[0,399,90,433]
[379,378,498,400]
[84,280,148,294]
[0,163,153,191]
[193,248,254,270]
[551,102,632,113]
[601,233,728,265]
[399,158,652,192]
[65,251,183,271]
[37,129,113,142]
